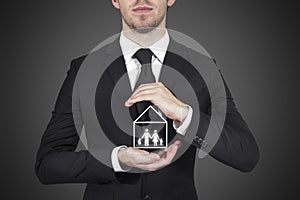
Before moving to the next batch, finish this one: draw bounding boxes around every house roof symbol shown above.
[133,105,167,123]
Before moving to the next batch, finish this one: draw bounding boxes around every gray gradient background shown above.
[3,0,298,200]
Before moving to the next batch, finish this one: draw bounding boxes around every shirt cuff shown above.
[111,145,132,172]
[173,105,193,136]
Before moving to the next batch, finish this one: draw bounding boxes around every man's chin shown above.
[134,26,155,33]
[129,20,160,33]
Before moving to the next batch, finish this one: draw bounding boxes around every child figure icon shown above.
[159,138,164,146]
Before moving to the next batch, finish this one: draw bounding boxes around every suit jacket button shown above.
[144,194,151,200]
[194,136,203,145]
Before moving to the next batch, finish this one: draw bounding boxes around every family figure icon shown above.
[137,129,164,147]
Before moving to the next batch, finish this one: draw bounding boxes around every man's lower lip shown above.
[133,9,152,13]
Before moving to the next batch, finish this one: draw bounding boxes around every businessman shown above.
[35,1,259,200]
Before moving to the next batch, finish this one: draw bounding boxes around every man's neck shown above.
[122,27,167,47]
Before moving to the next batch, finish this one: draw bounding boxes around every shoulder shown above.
[69,38,120,75]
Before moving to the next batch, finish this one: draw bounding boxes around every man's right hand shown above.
[118,141,181,171]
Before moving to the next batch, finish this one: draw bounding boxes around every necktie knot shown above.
[133,48,154,65]
[133,48,156,89]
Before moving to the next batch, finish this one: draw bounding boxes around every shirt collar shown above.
[119,30,170,64]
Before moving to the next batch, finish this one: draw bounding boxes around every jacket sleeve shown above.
[192,69,260,173]
[35,57,118,184]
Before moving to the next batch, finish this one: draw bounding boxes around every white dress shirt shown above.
[111,30,193,172]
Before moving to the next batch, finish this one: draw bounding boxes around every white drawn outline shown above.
[133,105,168,149]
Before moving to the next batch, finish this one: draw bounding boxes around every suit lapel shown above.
[104,37,139,120]
[104,38,131,97]
[159,36,187,91]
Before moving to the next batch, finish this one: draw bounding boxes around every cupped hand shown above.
[118,140,181,171]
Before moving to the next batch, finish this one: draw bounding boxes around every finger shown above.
[136,152,160,164]
[136,163,158,171]
[138,157,167,171]
[160,140,181,153]
[125,89,151,106]
[142,144,180,170]
[135,82,163,91]
[156,140,181,157]
[132,88,158,99]
[127,148,159,160]
[137,141,182,171]
[126,83,163,101]
[125,93,156,107]
[127,89,157,105]
[139,165,160,171]
[159,143,180,164]
[127,148,149,155]
[130,84,158,98]
[165,144,180,158]
[166,140,182,153]
[173,140,182,147]
[134,83,160,92]
[157,150,167,158]
[125,87,159,107]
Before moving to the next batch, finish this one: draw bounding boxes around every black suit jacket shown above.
[35,36,259,200]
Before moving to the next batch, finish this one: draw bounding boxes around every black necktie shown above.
[131,48,155,121]
[134,48,156,89]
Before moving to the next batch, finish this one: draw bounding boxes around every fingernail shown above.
[176,141,182,147]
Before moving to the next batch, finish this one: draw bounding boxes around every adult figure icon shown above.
[140,128,152,146]
[152,130,160,146]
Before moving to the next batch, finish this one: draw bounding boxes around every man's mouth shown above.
[133,6,153,13]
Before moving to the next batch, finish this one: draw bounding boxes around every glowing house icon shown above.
[133,105,168,149]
